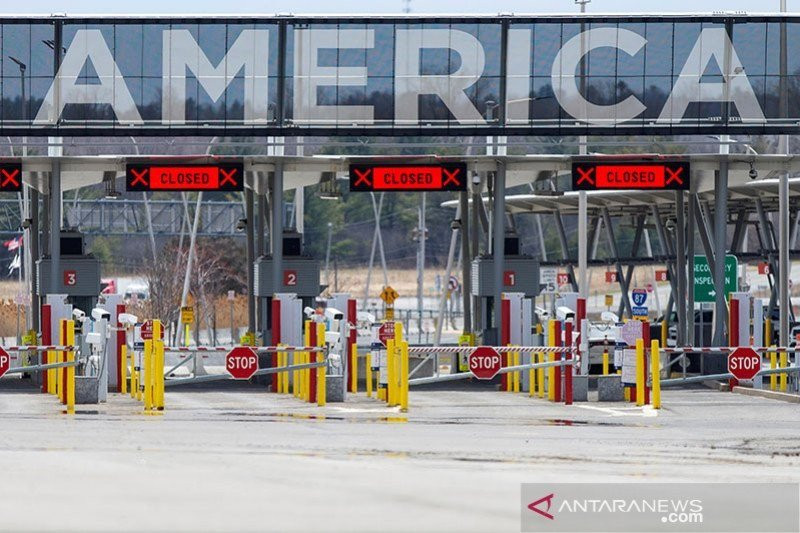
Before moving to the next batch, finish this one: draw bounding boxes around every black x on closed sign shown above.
[0,163,22,192]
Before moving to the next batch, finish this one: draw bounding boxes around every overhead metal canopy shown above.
[16,152,800,197]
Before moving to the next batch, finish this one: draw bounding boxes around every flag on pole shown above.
[3,237,21,251]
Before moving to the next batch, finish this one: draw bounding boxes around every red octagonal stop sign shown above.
[226,346,259,380]
[728,347,761,381]
[0,347,9,378]
[469,346,502,380]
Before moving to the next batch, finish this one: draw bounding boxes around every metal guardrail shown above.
[408,358,576,386]
[164,359,327,387]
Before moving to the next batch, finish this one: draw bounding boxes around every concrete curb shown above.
[732,386,800,404]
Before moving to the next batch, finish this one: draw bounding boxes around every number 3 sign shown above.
[63,270,77,287]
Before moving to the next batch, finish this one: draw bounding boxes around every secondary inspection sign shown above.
[693,255,738,303]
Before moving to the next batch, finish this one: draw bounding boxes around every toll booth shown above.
[471,235,540,344]
[36,231,101,314]
[254,231,321,344]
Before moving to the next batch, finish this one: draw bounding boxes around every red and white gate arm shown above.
[162,345,325,353]
[407,346,576,354]
[659,346,800,354]
[3,345,76,352]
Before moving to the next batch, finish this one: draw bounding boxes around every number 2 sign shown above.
[283,270,297,286]
[63,270,77,287]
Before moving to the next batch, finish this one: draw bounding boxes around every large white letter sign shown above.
[34,29,142,125]
[162,29,269,125]
[293,29,375,125]
[394,29,485,125]
[505,29,532,124]
[551,28,646,125]
[658,27,765,124]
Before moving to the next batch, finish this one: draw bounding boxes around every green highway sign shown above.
[693,255,738,303]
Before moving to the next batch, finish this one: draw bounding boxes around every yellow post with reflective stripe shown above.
[47,349,56,395]
[317,322,326,406]
[386,338,395,406]
[129,344,136,399]
[58,320,66,404]
[66,320,75,414]
[651,339,661,409]
[120,344,127,395]
[602,350,609,376]
[154,320,164,410]
[770,351,777,391]
[780,351,788,392]
[635,338,645,407]
[513,351,520,393]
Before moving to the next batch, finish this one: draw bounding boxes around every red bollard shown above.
[564,320,573,405]
[729,297,740,390]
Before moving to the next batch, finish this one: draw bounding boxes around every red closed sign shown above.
[226,347,259,380]
[469,346,502,380]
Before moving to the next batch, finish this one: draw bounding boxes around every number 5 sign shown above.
[63,270,77,287]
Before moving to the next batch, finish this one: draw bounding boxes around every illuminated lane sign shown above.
[126,163,244,192]
[571,161,690,191]
[349,163,467,192]
[0,163,22,192]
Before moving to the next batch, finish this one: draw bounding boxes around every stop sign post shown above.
[378,322,396,347]
[226,346,259,380]
[0,347,9,378]
[469,346,502,380]
[728,347,761,381]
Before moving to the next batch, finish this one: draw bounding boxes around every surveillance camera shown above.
[665,219,676,232]
[303,306,316,318]
[749,164,758,180]
[20,218,31,230]
[471,172,481,186]
[324,307,344,321]
[72,308,86,320]
[118,313,138,326]
[236,218,247,231]
[91,308,111,321]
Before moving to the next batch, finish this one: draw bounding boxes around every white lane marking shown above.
[575,404,658,417]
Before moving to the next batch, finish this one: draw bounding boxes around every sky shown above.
[0,0,794,15]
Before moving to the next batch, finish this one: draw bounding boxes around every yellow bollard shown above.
[537,352,545,398]
[276,351,283,394]
[66,320,75,414]
[47,350,56,395]
[282,352,289,394]
[366,353,373,398]
[154,320,165,410]
[387,338,396,406]
[780,351,788,392]
[620,370,630,401]
[770,351,777,391]
[351,343,358,394]
[400,341,409,412]
[393,322,404,407]
[661,319,668,348]
[765,319,772,347]
[58,320,66,405]
[602,350,609,376]
[528,355,535,398]
[135,348,143,402]
[513,351,520,393]
[651,339,661,409]
[143,338,152,410]
[635,338,645,407]
[317,323,327,407]
[120,344,128,395]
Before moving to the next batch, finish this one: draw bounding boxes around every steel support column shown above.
[713,162,728,345]
[492,163,506,338]
[616,214,645,319]
[29,188,39,331]
[687,193,696,345]
[245,187,255,335]
[460,191,471,334]
[49,159,60,302]
[271,162,284,334]
[675,191,686,347]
